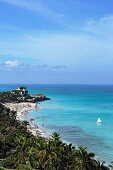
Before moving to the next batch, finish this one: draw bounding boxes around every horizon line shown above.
[0,83,113,86]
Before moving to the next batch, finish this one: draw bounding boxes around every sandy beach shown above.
[4,102,50,139]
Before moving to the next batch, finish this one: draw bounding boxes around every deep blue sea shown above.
[1,84,113,164]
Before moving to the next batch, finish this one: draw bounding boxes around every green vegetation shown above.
[18,86,26,90]
[0,88,49,103]
[0,103,110,170]
[0,91,21,103]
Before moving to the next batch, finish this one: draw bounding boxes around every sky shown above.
[0,0,113,84]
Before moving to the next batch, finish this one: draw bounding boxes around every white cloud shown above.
[1,60,67,72]
[84,15,113,39]
[4,60,21,67]
[0,15,113,73]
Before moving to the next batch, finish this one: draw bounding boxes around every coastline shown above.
[3,102,111,167]
[4,102,50,139]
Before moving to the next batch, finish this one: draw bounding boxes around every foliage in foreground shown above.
[0,103,110,170]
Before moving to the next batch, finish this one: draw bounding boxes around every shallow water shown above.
[1,84,113,164]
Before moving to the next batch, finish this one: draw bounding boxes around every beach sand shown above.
[4,102,50,139]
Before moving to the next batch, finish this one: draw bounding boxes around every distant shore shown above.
[4,102,50,139]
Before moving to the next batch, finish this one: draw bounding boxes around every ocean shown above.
[1,84,113,164]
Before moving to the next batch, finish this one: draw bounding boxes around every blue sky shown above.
[0,0,113,84]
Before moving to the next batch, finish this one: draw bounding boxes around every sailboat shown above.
[97,118,102,123]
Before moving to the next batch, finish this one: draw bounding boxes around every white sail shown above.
[97,118,102,123]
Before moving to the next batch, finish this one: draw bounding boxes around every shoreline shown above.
[3,102,111,167]
[4,102,50,139]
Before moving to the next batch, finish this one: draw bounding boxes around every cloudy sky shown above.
[0,0,113,84]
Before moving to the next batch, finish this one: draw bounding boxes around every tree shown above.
[73,146,97,170]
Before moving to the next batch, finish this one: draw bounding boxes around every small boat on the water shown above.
[97,118,102,123]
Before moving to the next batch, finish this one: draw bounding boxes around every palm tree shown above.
[36,133,64,170]
[73,146,97,170]
[61,143,76,170]
[51,132,60,141]
[37,143,57,170]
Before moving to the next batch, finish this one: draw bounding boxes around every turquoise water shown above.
[1,84,113,164]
